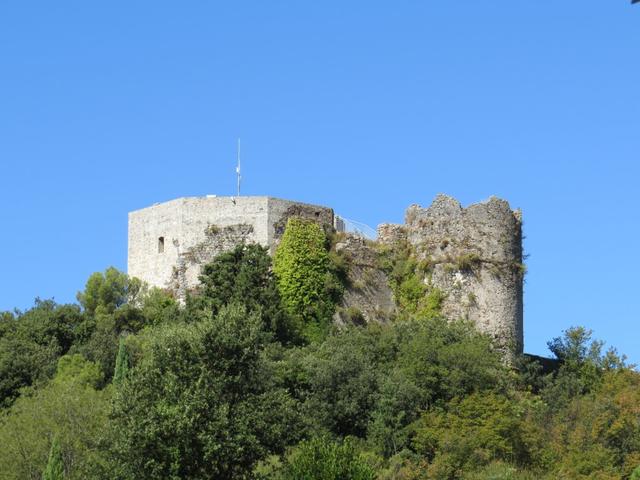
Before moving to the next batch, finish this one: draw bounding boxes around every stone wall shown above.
[128,196,334,300]
[333,235,396,325]
[267,198,335,251]
[128,193,524,354]
[379,194,523,353]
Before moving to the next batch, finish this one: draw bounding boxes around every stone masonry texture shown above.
[128,196,334,300]
[378,194,524,353]
[333,235,396,326]
[128,193,524,354]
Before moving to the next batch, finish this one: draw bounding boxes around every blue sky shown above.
[1,2,638,363]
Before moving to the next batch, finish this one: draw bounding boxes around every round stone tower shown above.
[380,194,524,354]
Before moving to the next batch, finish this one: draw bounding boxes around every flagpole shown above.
[236,138,241,197]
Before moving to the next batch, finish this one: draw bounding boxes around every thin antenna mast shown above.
[236,138,241,196]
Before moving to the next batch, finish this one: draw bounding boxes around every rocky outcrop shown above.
[333,235,396,326]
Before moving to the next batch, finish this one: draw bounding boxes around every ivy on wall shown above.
[273,218,344,342]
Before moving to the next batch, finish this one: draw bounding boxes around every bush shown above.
[109,305,301,480]
[277,436,376,480]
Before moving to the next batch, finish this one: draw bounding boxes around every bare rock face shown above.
[381,194,524,354]
[377,223,407,245]
[333,235,396,326]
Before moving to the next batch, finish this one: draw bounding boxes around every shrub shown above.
[274,218,342,342]
[278,436,376,480]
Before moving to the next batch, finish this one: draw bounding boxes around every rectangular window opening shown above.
[158,236,165,253]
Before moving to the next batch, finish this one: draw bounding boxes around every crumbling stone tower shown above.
[378,195,524,353]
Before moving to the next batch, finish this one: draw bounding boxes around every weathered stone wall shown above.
[267,198,335,251]
[333,235,396,325]
[379,194,523,353]
[129,193,523,354]
[128,196,334,300]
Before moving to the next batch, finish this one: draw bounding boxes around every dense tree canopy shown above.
[0,228,639,479]
[194,243,294,343]
[109,304,300,480]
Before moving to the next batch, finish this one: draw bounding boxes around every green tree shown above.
[368,370,423,458]
[278,436,376,480]
[0,355,109,480]
[113,338,129,386]
[139,287,179,325]
[54,354,103,388]
[299,325,385,438]
[109,304,301,480]
[273,218,341,341]
[195,244,294,342]
[411,392,535,479]
[72,269,172,384]
[395,317,504,403]
[543,369,640,478]
[462,462,539,480]
[543,327,627,411]
[0,299,84,408]
[77,267,141,317]
[368,317,505,458]
[42,436,65,480]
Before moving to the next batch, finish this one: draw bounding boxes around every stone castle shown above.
[128,194,523,352]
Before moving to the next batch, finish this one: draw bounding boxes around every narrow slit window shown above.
[158,236,165,253]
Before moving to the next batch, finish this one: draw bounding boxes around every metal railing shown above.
[335,215,377,240]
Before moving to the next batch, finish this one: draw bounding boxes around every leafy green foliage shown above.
[274,218,343,342]
[72,269,176,384]
[462,462,539,480]
[109,304,301,480]
[298,326,384,438]
[377,240,443,319]
[276,436,376,480]
[112,338,129,386]
[195,243,294,342]
[77,267,140,317]
[411,393,534,477]
[43,436,65,480]
[1,245,639,480]
[0,355,109,480]
[0,300,84,408]
[55,353,103,388]
[279,317,506,460]
[543,326,627,411]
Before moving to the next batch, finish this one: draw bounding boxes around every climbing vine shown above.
[377,240,444,320]
[273,218,344,342]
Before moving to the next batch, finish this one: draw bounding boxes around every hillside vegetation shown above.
[1,219,639,479]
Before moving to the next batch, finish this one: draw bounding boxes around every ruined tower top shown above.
[378,194,524,353]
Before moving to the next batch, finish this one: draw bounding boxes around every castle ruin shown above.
[128,194,523,353]
[378,194,524,353]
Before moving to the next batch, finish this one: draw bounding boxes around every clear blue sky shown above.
[1,2,638,363]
